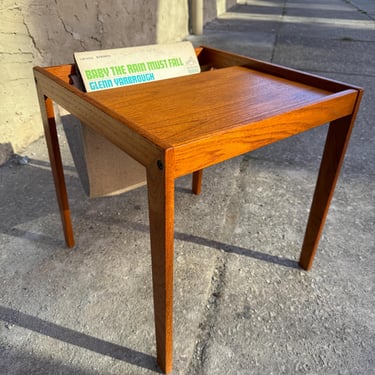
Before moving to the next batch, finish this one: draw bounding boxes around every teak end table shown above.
[33,46,363,373]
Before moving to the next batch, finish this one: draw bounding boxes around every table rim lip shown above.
[33,60,363,95]
[33,47,364,151]
[33,45,364,93]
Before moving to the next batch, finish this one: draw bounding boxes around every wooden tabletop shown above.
[34,58,358,178]
[86,65,357,177]
[88,66,334,147]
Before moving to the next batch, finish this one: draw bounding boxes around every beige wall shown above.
[0,0,235,161]
[204,0,236,24]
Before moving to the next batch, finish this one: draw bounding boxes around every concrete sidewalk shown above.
[1,0,374,374]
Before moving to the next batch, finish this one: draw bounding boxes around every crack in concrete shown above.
[187,255,227,375]
[54,5,85,49]
[187,160,244,373]
[21,12,42,59]
[95,1,104,48]
[0,51,34,57]
[344,0,375,20]
[270,0,288,64]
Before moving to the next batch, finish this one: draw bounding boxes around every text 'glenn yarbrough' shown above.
[88,73,155,91]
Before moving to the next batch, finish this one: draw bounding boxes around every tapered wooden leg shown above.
[192,169,203,195]
[299,113,359,270]
[147,153,175,374]
[41,96,75,247]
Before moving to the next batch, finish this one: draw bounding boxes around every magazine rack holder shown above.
[33,46,363,373]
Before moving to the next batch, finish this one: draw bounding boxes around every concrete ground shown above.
[1,0,374,374]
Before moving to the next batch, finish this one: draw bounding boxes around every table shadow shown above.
[0,305,161,373]
[125,220,300,270]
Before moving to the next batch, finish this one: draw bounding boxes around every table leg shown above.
[41,96,75,248]
[192,169,203,195]
[299,114,357,270]
[146,155,175,374]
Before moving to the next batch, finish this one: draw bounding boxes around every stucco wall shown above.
[204,0,236,24]
[0,0,235,160]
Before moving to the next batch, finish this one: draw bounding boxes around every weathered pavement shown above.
[1,0,374,374]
